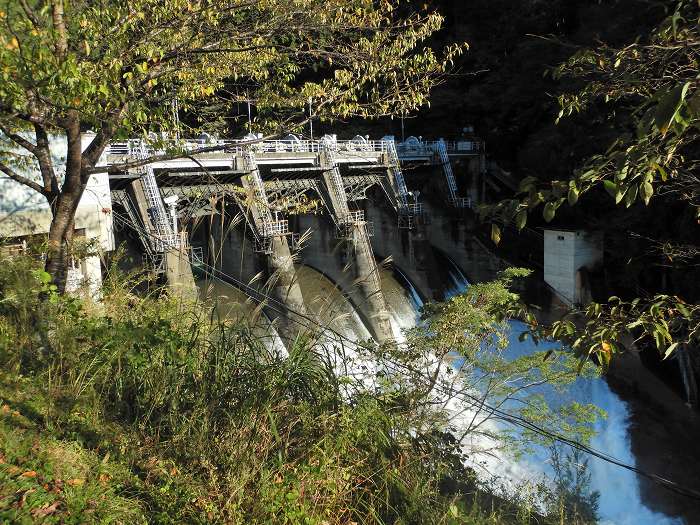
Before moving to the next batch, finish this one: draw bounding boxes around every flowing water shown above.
[295,266,372,342]
[200,263,681,523]
[436,261,681,525]
[196,278,287,354]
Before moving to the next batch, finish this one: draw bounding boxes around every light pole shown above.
[308,97,314,140]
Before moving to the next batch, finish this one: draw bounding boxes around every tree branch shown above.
[0,161,47,196]
[18,0,43,30]
[34,123,59,194]
[0,103,48,126]
[51,0,68,59]
[0,123,37,153]
[81,106,128,169]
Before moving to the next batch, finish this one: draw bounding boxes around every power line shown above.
[110,208,700,502]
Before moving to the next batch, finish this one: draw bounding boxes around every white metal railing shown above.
[394,139,482,157]
[107,137,483,159]
[450,197,472,209]
[107,138,390,157]
[395,142,433,157]
[346,210,365,224]
[190,246,204,266]
[433,140,483,153]
[263,220,289,237]
[407,202,423,215]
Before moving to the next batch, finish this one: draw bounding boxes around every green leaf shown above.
[603,180,617,198]
[490,223,501,245]
[615,184,626,204]
[567,186,579,206]
[543,202,556,222]
[654,83,690,135]
[515,210,527,230]
[640,181,654,205]
[677,303,691,318]
[624,183,638,207]
[663,342,679,360]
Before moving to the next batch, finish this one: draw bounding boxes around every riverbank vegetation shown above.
[0,251,599,523]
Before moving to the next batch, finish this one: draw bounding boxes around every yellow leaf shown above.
[21,470,38,478]
[5,37,18,50]
[66,478,84,486]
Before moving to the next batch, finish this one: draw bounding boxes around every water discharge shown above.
[439,261,680,525]
[196,278,287,355]
[200,263,681,523]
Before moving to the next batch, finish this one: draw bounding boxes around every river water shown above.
[198,263,681,524]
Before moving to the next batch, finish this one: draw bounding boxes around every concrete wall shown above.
[543,229,603,305]
[0,132,114,249]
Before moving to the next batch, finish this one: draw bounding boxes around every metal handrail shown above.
[107,138,391,157]
[262,220,289,237]
[107,137,486,159]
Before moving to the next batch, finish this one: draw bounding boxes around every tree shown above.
[482,0,699,366]
[0,0,463,291]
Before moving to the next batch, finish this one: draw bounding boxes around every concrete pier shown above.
[266,234,309,343]
[319,149,395,344]
[239,152,311,343]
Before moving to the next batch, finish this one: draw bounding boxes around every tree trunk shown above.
[45,112,85,293]
[45,192,80,293]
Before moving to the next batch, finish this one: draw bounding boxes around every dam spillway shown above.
[106,134,485,344]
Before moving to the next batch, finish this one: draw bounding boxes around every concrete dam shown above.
[107,134,491,344]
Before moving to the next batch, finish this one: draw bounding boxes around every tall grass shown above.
[0,252,596,524]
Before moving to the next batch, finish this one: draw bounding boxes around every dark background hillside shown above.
[401,0,699,307]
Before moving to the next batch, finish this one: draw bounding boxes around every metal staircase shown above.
[386,139,425,228]
[386,140,410,209]
[134,142,180,251]
[436,139,471,208]
[241,149,289,253]
[319,145,351,223]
